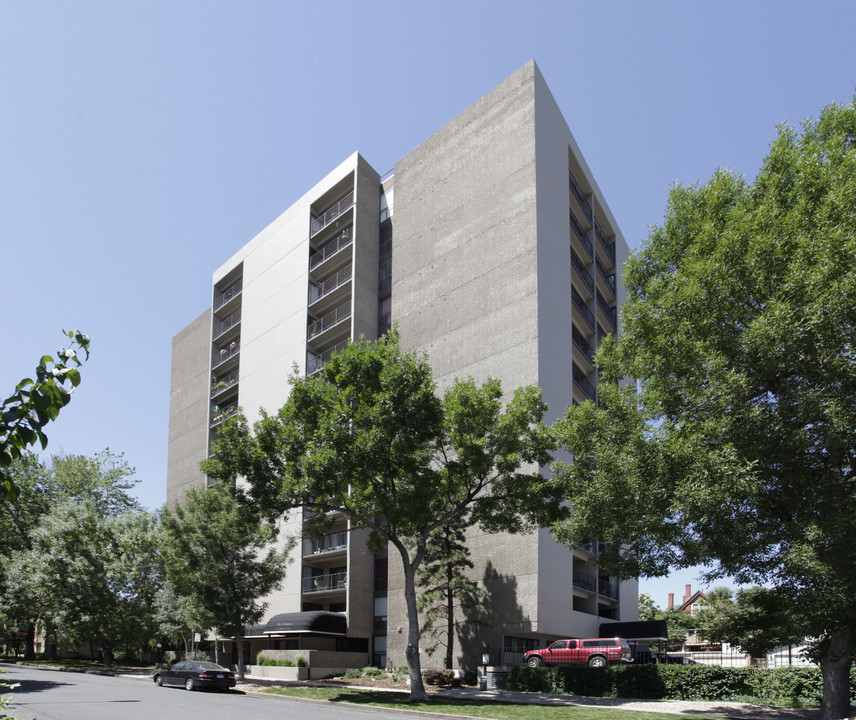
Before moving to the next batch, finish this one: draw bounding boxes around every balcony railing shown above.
[310,191,354,236]
[211,369,239,398]
[309,264,352,305]
[210,402,238,427]
[594,254,616,295]
[310,227,353,269]
[573,568,597,592]
[212,341,240,369]
[573,365,596,401]
[572,326,595,365]
[308,301,351,340]
[571,286,595,331]
[570,249,594,294]
[303,571,347,593]
[214,278,242,312]
[212,310,241,340]
[598,578,619,599]
[596,291,617,329]
[595,220,616,263]
[569,210,593,258]
[307,340,349,375]
[569,170,593,223]
[303,532,348,556]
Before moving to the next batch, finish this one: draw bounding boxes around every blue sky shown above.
[2,1,854,608]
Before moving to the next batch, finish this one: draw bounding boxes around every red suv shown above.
[524,637,632,668]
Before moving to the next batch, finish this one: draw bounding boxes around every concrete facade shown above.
[166,60,636,671]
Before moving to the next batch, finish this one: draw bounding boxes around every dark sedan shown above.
[153,660,236,691]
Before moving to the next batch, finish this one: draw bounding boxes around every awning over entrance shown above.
[244,611,347,637]
[600,620,668,642]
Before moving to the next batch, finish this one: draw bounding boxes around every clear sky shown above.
[2,1,854,609]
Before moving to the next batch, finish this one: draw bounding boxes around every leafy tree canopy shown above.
[1,330,90,501]
[204,331,561,699]
[552,99,856,720]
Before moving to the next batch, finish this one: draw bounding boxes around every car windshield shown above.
[194,662,228,671]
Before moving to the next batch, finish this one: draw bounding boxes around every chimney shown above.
[668,593,674,609]
[684,584,692,602]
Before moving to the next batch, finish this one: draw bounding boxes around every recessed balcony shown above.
[571,286,595,333]
[573,568,597,593]
[572,325,595,370]
[307,340,349,375]
[303,532,348,557]
[594,255,616,300]
[598,577,619,600]
[212,310,241,342]
[302,571,347,593]
[309,264,352,307]
[214,278,242,313]
[210,402,238,428]
[570,209,593,260]
[212,340,240,370]
[573,363,596,403]
[596,290,617,333]
[310,227,353,272]
[594,219,616,267]
[569,170,593,223]
[310,191,354,238]
[308,301,351,342]
[211,370,239,399]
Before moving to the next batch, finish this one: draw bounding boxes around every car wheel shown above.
[588,655,607,668]
[185,678,196,691]
[527,656,542,668]
[154,675,163,686]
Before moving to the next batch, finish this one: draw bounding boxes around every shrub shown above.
[362,666,386,679]
[295,653,307,668]
[422,669,455,686]
[343,668,362,679]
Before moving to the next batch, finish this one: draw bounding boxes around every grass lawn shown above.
[262,686,723,720]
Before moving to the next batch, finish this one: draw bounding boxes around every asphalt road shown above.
[2,665,419,720]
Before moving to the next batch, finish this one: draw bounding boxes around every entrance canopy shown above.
[244,611,347,638]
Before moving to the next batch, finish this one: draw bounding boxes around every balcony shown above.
[211,369,239,398]
[310,227,353,270]
[596,290,617,331]
[212,341,240,369]
[572,326,595,367]
[573,568,597,593]
[594,220,616,265]
[309,264,352,305]
[310,191,354,237]
[303,571,347,593]
[307,340,349,375]
[569,209,593,259]
[571,248,594,295]
[210,402,238,428]
[571,286,595,332]
[594,254,616,298]
[214,278,242,312]
[212,310,241,341]
[569,170,593,223]
[303,532,348,556]
[573,364,596,402]
[598,578,619,599]
[308,301,351,341]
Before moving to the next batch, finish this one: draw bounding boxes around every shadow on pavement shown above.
[9,677,73,695]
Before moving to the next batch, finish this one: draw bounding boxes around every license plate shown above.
[216,674,223,678]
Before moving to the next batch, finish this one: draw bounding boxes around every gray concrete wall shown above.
[166,309,211,505]
[352,155,381,341]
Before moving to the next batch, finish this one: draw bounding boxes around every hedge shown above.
[507,664,856,707]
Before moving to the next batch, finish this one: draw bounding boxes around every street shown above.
[2,665,419,720]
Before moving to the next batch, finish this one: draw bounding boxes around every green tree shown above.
[636,592,660,622]
[0,450,141,660]
[416,519,488,670]
[703,586,802,659]
[160,481,291,680]
[7,501,161,667]
[205,332,561,700]
[1,330,90,501]
[551,99,856,720]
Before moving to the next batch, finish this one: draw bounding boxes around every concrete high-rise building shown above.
[166,60,637,672]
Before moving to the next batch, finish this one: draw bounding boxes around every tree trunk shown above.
[44,620,57,661]
[820,630,854,720]
[23,624,35,660]
[235,640,246,680]
[445,571,454,670]
[401,558,428,701]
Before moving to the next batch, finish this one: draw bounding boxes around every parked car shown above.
[524,637,632,668]
[153,660,237,691]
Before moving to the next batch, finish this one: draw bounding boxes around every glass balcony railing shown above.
[303,571,347,593]
[310,227,353,270]
[309,265,352,305]
[310,191,354,236]
[573,568,597,592]
[307,340,349,375]
[569,170,593,223]
[214,278,242,312]
[308,301,351,340]
[569,209,593,258]
[598,578,619,599]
